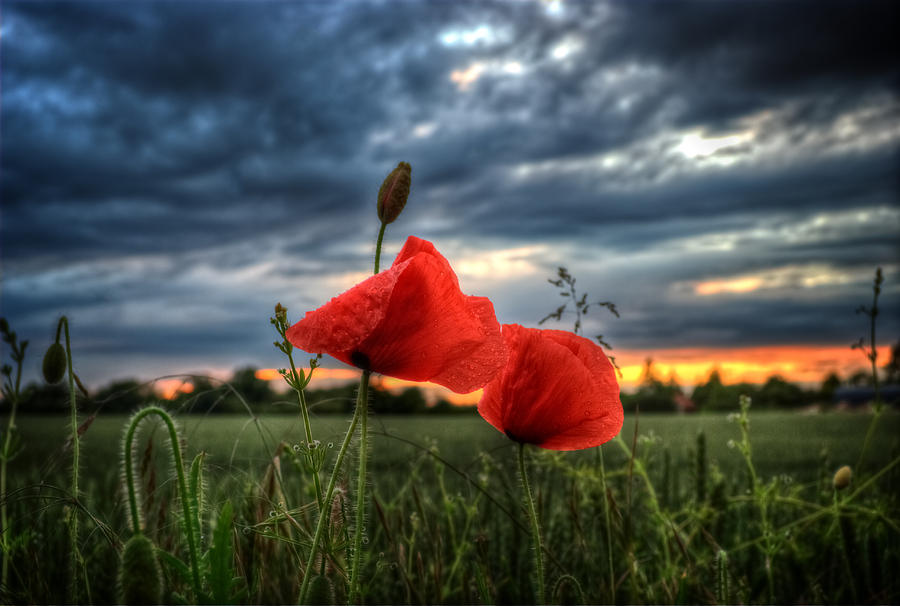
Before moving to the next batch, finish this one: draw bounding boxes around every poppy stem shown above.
[348,369,371,603]
[59,317,82,604]
[518,442,545,604]
[374,222,387,274]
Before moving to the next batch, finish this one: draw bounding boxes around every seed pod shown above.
[376,162,412,224]
[117,533,163,605]
[306,574,335,605]
[833,465,852,490]
[42,342,67,384]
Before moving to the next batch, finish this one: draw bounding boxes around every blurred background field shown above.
[13,410,899,486]
[4,407,899,603]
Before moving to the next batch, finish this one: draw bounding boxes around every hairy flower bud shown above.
[376,162,412,224]
[117,533,163,605]
[833,465,852,490]
[306,574,335,605]
[42,342,67,384]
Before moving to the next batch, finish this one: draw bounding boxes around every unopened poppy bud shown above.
[833,465,852,490]
[117,533,163,605]
[306,574,335,605]
[376,161,411,224]
[42,342,67,384]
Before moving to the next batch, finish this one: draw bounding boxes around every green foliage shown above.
[2,412,898,604]
[306,574,335,605]
[206,501,245,604]
[117,534,163,605]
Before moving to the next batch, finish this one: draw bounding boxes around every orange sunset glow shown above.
[245,343,890,404]
[156,379,195,400]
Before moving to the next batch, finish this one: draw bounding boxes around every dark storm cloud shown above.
[1,0,898,385]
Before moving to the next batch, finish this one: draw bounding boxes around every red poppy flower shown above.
[478,324,622,451]
[286,236,507,394]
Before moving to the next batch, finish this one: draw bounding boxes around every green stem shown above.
[857,271,883,468]
[297,376,368,603]
[60,318,82,603]
[346,220,386,602]
[122,407,202,597]
[288,351,324,509]
[518,442,545,604]
[0,358,22,589]
[300,217,385,604]
[348,370,371,604]
[374,223,387,274]
[123,416,143,537]
[869,280,881,410]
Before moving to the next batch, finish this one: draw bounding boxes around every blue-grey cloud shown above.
[1,0,898,386]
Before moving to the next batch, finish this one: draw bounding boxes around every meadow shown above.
[3,407,899,604]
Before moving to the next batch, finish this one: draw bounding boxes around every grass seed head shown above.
[833,465,852,490]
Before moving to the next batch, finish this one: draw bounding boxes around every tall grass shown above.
[1,409,897,604]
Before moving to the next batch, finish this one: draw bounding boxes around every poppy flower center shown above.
[504,429,526,444]
[350,350,371,371]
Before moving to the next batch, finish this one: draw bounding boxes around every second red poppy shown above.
[478,324,623,451]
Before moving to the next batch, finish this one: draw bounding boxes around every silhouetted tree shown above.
[629,358,682,412]
[819,372,841,402]
[91,379,151,413]
[883,339,900,384]
[228,366,274,407]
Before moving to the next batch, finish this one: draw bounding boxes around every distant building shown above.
[674,393,696,413]
[833,384,900,408]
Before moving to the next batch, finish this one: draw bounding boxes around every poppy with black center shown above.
[287,236,507,394]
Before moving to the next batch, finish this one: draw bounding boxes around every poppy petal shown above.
[286,236,506,394]
[357,250,505,393]
[478,324,622,451]
[285,266,403,367]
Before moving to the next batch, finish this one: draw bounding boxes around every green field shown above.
[4,408,900,604]
[12,409,899,482]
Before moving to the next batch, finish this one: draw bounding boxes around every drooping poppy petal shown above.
[478,324,622,451]
[286,236,507,394]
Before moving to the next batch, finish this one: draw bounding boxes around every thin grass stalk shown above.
[518,443,545,604]
[0,339,24,590]
[297,376,368,604]
[598,445,615,603]
[832,490,859,602]
[286,351,323,508]
[855,268,883,471]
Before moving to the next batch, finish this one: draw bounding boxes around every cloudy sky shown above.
[2,0,899,393]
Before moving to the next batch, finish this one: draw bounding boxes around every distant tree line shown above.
[8,366,469,415]
[8,339,900,415]
[625,338,900,412]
